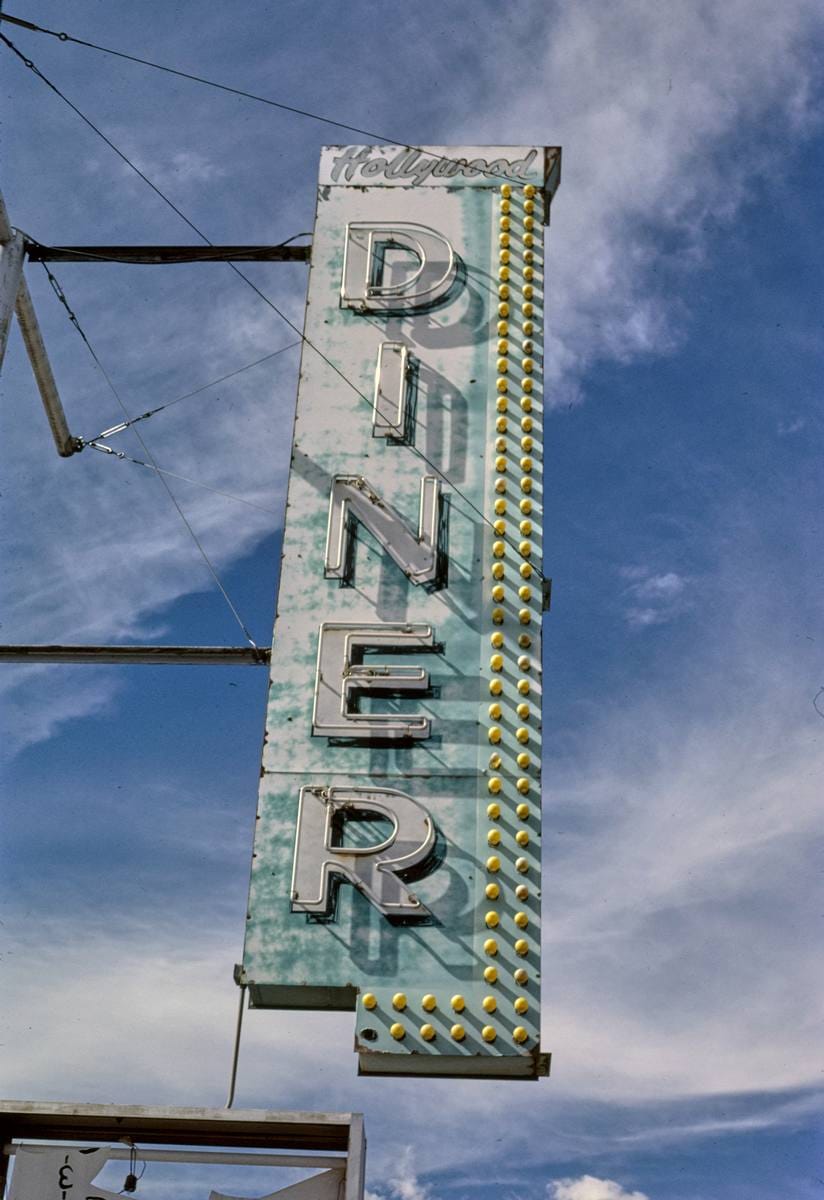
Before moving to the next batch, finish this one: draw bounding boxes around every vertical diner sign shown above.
[240,145,561,1078]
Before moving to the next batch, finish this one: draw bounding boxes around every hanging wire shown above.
[4,33,548,583]
[39,263,263,653]
[85,338,301,442]
[86,441,281,516]
[0,11,536,187]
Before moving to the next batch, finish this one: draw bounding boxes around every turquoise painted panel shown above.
[242,146,559,1078]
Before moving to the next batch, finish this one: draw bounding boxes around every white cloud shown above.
[550,1177,649,1200]
[366,1148,432,1200]
[619,567,691,627]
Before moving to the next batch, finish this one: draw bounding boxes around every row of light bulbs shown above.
[478,181,542,1048]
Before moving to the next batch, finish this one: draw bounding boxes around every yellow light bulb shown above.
[362,992,377,1010]
[523,285,534,300]
[422,993,437,1011]
[482,995,497,1013]
[494,455,507,472]
[421,1023,436,1041]
[486,802,500,820]
[492,523,506,542]
[523,317,535,333]
[516,828,530,845]
[490,631,504,649]
[521,435,534,451]
[495,436,507,452]
[451,1023,466,1040]
[517,680,530,696]
[501,184,513,198]
[518,609,531,625]
[484,965,498,983]
[492,607,504,624]
[499,250,510,265]
[487,827,501,845]
[524,265,534,279]
[488,775,502,794]
[520,477,533,493]
[496,396,508,412]
[513,966,528,984]
[499,217,510,232]
[485,881,500,900]
[515,856,529,873]
[524,233,534,247]
[493,499,507,517]
[524,198,535,213]
[497,337,509,352]
[522,377,534,393]
[485,910,500,928]
[521,415,533,433]
[488,727,502,745]
[482,1025,497,1042]
[492,541,505,558]
[500,198,511,214]
[499,301,510,318]
[522,302,534,318]
[496,378,508,393]
[521,397,533,413]
[390,1022,405,1040]
[486,855,501,873]
[484,938,499,955]
[520,563,533,579]
[524,249,534,264]
[491,583,504,601]
[514,996,529,1014]
[498,284,510,300]
[516,777,530,794]
[489,678,503,696]
[516,727,529,744]
[513,1025,529,1043]
[498,264,510,280]
[516,701,530,719]
[520,497,533,513]
[499,234,510,249]
[522,357,534,373]
[497,318,509,335]
[514,939,529,956]
[488,703,502,720]
[520,521,533,537]
[490,652,504,670]
[392,992,407,1011]
[451,994,466,1012]
[514,911,529,929]
[521,456,533,472]
[516,802,530,819]
[496,358,508,374]
[519,584,532,600]
[524,184,537,198]
[496,416,508,433]
[516,751,531,768]
[524,216,535,231]
[519,541,532,556]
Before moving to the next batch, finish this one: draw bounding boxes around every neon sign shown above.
[240,145,561,1078]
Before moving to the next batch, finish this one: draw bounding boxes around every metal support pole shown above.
[0,645,271,666]
[0,189,80,457]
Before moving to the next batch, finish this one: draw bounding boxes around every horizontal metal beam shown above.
[25,242,311,264]
[0,1101,358,1152]
[0,645,271,665]
[3,1145,345,1169]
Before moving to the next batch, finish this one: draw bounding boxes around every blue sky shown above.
[1,2,823,1199]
